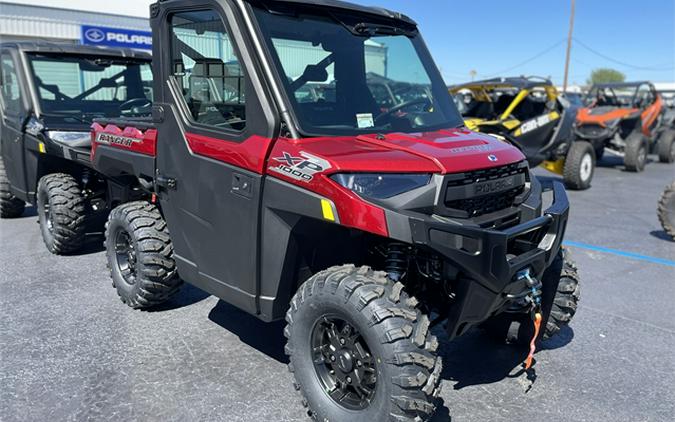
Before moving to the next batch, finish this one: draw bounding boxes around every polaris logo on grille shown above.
[474,177,515,195]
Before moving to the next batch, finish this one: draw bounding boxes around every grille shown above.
[446,186,525,217]
[444,161,528,218]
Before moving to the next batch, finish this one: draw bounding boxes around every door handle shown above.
[231,173,252,198]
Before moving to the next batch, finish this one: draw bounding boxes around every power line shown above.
[481,39,566,78]
[573,38,675,71]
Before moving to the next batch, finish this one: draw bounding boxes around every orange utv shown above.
[576,82,675,171]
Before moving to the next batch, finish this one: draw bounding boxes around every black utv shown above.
[450,78,590,189]
[0,42,152,253]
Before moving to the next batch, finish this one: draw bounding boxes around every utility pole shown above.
[563,0,576,92]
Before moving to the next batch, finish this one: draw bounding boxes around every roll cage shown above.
[450,77,560,123]
[585,81,657,109]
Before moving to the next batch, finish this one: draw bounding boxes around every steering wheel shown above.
[119,98,152,115]
[375,97,433,124]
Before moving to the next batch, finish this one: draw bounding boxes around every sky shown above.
[7,0,675,85]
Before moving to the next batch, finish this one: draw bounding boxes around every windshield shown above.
[586,85,640,108]
[27,53,153,119]
[253,6,463,136]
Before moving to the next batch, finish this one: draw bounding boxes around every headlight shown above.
[331,173,431,199]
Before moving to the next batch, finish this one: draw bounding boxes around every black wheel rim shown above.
[114,229,137,285]
[670,141,675,161]
[311,316,377,410]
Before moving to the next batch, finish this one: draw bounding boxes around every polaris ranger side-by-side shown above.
[0,42,152,254]
[90,1,579,420]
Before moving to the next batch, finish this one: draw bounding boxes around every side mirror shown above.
[300,64,328,83]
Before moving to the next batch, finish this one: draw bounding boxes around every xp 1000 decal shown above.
[270,152,331,182]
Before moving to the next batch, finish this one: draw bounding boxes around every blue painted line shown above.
[563,241,675,268]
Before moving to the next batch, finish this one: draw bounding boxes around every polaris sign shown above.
[81,25,152,50]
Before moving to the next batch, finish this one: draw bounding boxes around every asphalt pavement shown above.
[1,154,674,422]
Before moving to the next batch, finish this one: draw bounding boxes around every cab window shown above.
[170,10,246,131]
[0,54,23,115]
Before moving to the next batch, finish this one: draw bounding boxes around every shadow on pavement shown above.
[429,398,451,422]
[650,230,674,242]
[439,326,574,390]
[208,300,289,363]
[67,233,106,255]
[597,154,655,171]
[440,329,527,390]
[150,283,212,312]
[20,205,38,218]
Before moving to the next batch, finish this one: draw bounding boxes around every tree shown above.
[587,68,626,85]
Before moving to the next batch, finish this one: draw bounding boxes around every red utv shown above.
[87,1,580,420]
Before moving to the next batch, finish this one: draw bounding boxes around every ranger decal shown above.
[96,133,141,148]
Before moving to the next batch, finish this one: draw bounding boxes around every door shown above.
[154,4,277,314]
[0,51,28,199]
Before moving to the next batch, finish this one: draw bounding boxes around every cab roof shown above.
[155,0,416,25]
[0,41,152,61]
[450,77,553,92]
[260,0,416,25]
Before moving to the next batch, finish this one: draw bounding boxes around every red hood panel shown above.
[265,128,526,238]
[274,128,525,175]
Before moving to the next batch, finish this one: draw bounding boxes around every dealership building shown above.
[0,2,151,47]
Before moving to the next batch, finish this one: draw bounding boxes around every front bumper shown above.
[575,125,612,142]
[405,180,569,338]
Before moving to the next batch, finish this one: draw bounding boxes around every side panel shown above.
[512,112,560,165]
[157,113,265,313]
[641,96,662,136]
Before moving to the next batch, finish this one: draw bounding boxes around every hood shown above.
[577,106,639,126]
[272,128,526,175]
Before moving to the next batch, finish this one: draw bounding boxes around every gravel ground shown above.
[1,154,674,422]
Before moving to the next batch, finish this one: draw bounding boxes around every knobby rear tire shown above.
[657,182,675,240]
[657,129,675,163]
[37,173,86,254]
[0,158,25,218]
[624,132,648,172]
[105,201,181,309]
